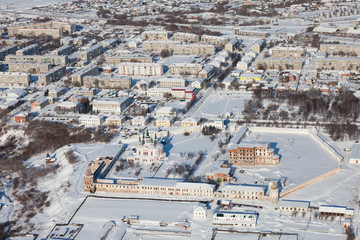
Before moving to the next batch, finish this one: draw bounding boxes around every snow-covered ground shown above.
[0,0,70,10]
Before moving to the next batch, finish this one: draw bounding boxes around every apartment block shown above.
[174,44,216,55]
[319,44,360,56]
[92,98,132,115]
[314,57,360,70]
[16,44,39,56]
[118,63,163,76]
[142,40,180,52]
[83,75,132,89]
[228,142,279,165]
[255,58,303,70]
[74,88,96,97]
[51,45,73,56]
[233,28,270,38]
[169,63,203,75]
[225,39,239,53]
[105,54,154,65]
[8,62,50,73]
[157,78,186,88]
[80,43,103,62]
[38,66,66,86]
[199,65,217,79]
[141,30,170,40]
[8,21,75,38]
[5,55,68,65]
[173,32,200,43]
[201,35,229,47]
[0,72,31,87]
[0,45,17,61]
[71,65,99,86]
[270,46,305,58]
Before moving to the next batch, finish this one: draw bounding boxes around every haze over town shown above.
[0,0,360,239]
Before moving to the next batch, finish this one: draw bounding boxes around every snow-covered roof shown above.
[279,200,310,209]
[220,184,265,193]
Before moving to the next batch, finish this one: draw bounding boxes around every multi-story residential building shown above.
[157,78,186,88]
[49,87,66,98]
[233,28,270,38]
[201,35,229,47]
[8,62,50,73]
[251,39,265,53]
[141,30,170,40]
[7,21,75,38]
[0,45,17,61]
[199,65,217,79]
[213,211,258,227]
[92,98,132,115]
[79,115,104,127]
[5,55,68,65]
[102,38,117,48]
[225,39,239,53]
[270,46,305,58]
[51,45,73,56]
[228,142,279,165]
[118,63,163,76]
[319,44,360,56]
[174,44,216,55]
[142,40,180,52]
[16,44,39,56]
[105,54,154,65]
[0,72,31,87]
[314,57,360,70]
[127,131,165,163]
[74,88,96,97]
[38,66,66,86]
[83,75,132,89]
[80,43,103,62]
[71,65,99,86]
[169,63,203,75]
[173,32,200,43]
[255,59,303,70]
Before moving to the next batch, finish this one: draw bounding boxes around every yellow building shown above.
[156,117,174,127]
[239,73,263,82]
[181,117,200,128]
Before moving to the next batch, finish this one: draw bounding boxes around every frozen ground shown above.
[0,0,70,10]
[191,92,251,119]
[234,130,340,190]
[70,198,211,240]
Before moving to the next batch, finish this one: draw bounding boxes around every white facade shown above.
[118,63,163,76]
[79,115,104,127]
[194,205,207,219]
[213,211,257,227]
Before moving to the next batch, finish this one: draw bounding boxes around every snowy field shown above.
[70,197,207,240]
[0,0,69,10]
[192,92,251,119]
[234,130,340,190]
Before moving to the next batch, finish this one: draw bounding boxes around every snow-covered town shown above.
[1,0,360,239]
